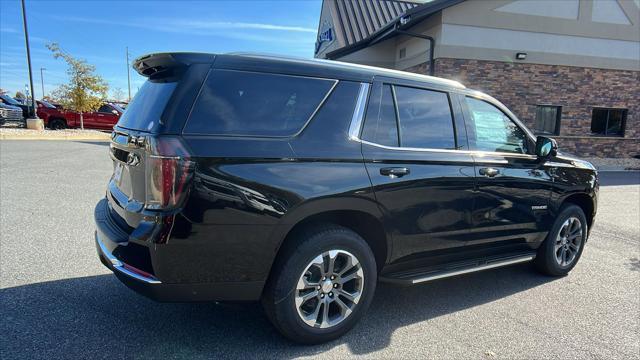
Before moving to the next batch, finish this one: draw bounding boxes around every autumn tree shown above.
[14,91,26,100]
[47,42,108,129]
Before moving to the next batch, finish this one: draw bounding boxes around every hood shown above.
[0,102,22,111]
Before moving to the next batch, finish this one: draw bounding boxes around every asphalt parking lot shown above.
[1,140,639,359]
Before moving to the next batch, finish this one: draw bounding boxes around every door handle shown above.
[380,167,410,178]
[479,167,500,177]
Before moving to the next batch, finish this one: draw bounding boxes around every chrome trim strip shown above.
[410,255,535,284]
[96,235,161,284]
[348,83,371,141]
[359,139,537,160]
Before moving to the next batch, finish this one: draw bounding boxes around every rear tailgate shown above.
[106,53,213,227]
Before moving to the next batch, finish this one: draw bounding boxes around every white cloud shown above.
[170,20,316,33]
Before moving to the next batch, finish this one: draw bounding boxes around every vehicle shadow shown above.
[0,264,555,359]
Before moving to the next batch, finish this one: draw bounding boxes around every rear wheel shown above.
[262,224,377,344]
[49,118,66,130]
[535,204,587,276]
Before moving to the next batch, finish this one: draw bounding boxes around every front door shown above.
[461,95,554,249]
[360,80,476,263]
[95,104,119,130]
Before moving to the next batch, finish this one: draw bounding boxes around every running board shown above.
[380,253,536,285]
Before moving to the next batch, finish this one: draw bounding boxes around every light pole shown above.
[20,0,43,130]
[40,67,46,99]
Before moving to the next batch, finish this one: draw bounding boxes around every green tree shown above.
[47,42,108,129]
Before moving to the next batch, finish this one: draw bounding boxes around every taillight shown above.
[144,137,194,210]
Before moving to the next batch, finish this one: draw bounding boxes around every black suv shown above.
[95,53,598,344]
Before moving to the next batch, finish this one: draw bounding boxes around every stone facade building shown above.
[314,0,639,158]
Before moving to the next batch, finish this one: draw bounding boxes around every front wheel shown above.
[48,118,66,130]
[262,224,377,344]
[535,204,588,276]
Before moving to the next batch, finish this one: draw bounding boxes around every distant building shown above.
[315,0,639,158]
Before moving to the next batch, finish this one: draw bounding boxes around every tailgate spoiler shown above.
[133,52,216,79]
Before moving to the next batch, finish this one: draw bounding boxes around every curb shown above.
[0,135,110,141]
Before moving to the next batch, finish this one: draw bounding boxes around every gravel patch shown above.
[585,157,640,171]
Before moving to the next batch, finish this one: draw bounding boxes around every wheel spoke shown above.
[560,247,567,266]
[320,301,331,328]
[338,289,362,304]
[337,266,363,284]
[301,300,322,327]
[324,250,338,277]
[333,296,353,317]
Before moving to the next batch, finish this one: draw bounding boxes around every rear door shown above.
[460,94,554,248]
[360,79,476,262]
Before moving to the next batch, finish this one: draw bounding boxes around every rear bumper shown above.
[94,198,264,302]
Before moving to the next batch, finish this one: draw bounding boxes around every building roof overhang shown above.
[325,0,465,59]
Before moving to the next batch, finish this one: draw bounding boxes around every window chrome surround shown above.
[348,82,371,141]
[357,139,538,160]
[347,83,538,161]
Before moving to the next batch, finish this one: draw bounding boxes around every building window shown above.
[591,108,627,136]
[399,48,406,59]
[534,105,561,135]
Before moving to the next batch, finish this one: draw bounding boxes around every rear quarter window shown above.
[117,80,177,132]
[183,70,336,137]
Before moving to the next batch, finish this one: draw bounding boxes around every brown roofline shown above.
[325,0,465,59]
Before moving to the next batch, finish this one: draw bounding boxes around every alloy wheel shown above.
[295,250,364,329]
[554,217,583,267]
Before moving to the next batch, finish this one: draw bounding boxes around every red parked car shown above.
[37,101,123,130]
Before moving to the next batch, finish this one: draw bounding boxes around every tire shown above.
[535,204,588,276]
[262,224,377,344]
[49,118,66,130]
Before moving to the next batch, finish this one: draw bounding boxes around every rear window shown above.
[116,80,177,131]
[394,86,456,149]
[183,70,335,136]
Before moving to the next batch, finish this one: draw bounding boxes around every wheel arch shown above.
[561,193,595,230]
[264,199,391,293]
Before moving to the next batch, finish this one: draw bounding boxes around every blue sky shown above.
[0,0,321,99]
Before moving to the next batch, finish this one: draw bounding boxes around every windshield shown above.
[0,94,21,106]
[116,80,177,132]
[39,100,56,108]
[111,104,125,113]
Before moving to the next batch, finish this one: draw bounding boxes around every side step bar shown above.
[380,253,536,285]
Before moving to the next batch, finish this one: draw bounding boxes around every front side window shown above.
[534,105,561,135]
[591,108,626,136]
[465,97,528,154]
[184,70,335,136]
[98,104,113,113]
[394,86,456,149]
[361,84,399,147]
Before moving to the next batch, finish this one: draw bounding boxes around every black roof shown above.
[134,52,465,89]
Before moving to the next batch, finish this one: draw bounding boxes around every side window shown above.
[361,84,399,147]
[465,97,528,154]
[184,70,335,136]
[98,104,112,113]
[394,86,456,149]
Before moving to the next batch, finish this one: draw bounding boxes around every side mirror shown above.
[535,136,558,158]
